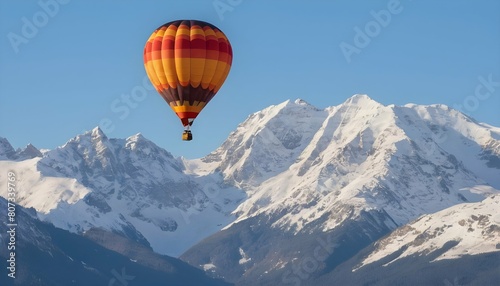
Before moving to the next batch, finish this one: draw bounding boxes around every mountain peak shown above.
[125,133,152,151]
[127,133,146,142]
[16,143,43,160]
[77,126,108,143]
[346,94,377,105]
[0,139,42,160]
[91,126,107,140]
[0,137,16,160]
[294,98,311,106]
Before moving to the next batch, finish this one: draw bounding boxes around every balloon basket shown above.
[182,130,193,141]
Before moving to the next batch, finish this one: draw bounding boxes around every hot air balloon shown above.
[144,20,233,141]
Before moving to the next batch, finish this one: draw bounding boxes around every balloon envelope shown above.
[144,20,233,127]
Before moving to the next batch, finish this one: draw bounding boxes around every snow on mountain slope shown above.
[357,194,500,269]
[221,95,499,234]
[0,129,246,256]
[197,98,328,187]
[0,158,91,212]
[394,103,500,188]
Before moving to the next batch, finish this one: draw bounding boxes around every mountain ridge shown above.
[1,94,499,285]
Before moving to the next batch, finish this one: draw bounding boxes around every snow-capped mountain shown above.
[1,94,499,285]
[182,95,500,285]
[190,94,499,232]
[358,194,500,267]
[0,128,246,256]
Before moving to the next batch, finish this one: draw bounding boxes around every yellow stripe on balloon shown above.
[171,103,206,113]
[211,61,229,91]
[165,25,177,37]
[201,59,218,90]
[144,61,161,89]
[215,65,231,93]
[190,26,206,37]
[190,58,206,88]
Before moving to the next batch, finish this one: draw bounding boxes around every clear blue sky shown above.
[1,0,499,159]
